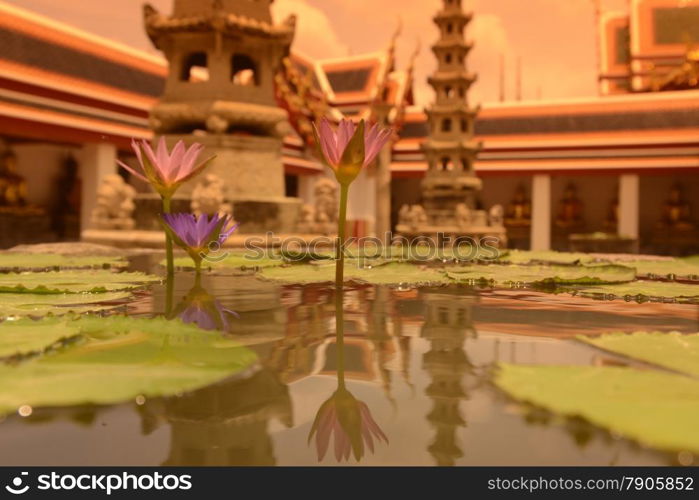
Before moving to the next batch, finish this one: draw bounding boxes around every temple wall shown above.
[12,144,80,208]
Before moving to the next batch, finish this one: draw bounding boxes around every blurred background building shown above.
[0,0,698,254]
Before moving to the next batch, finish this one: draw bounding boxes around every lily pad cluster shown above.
[249,249,699,303]
[0,269,159,319]
[0,253,126,271]
[495,331,699,455]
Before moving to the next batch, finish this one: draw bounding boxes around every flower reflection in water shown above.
[308,289,388,462]
[309,386,388,462]
[170,279,238,332]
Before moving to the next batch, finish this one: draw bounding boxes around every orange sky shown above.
[3,0,630,104]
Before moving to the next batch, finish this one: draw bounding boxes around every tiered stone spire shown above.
[421,0,482,220]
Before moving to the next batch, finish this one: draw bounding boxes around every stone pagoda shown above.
[396,0,506,245]
[142,0,300,232]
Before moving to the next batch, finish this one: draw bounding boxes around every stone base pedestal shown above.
[133,194,301,234]
[396,224,508,249]
[163,134,286,199]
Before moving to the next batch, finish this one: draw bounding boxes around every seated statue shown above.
[555,184,585,229]
[505,185,531,227]
[0,150,27,207]
[658,184,695,231]
[604,194,619,232]
[295,178,338,235]
[91,174,136,230]
[489,204,504,227]
[191,174,232,218]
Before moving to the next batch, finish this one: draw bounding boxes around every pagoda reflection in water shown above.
[420,288,476,466]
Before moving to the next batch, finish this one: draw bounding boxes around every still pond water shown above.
[0,257,696,466]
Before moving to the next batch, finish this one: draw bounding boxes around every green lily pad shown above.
[169,251,282,271]
[498,250,594,265]
[0,316,257,415]
[623,259,699,281]
[0,253,126,271]
[259,262,448,285]
[0,270,160,294]
[446,263,635,286]
[0,291,130,319]
[580,332,699,378]
[572,281,699,302]
[0,317,82,360]
[495,363,699,454]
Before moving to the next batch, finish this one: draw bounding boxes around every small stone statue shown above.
[296,178,338,235]
[297,204,316,233]
[455,203,472,229]
[191,174,232,218]
[398,204,428,230]
[412,205,428,228]
[489,204,504,227]
[314,178,338,225]
[91,174,136,230]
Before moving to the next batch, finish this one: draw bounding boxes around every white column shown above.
[618,174,639,240]
[80,143,117,232]
[531,174,551,251]
[347,168,376,237]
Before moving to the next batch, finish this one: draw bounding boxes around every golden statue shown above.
[604,192,619,232]
[555,183,584,229]
[0,150,27,207]
[658,184,694,231]
[505,184,531,227]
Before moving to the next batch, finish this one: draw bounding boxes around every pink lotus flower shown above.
[308,387,388,462]
[313,118,393,186]
[117,137,215,198]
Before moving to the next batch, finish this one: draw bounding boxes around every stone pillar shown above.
[375,144,392,244]
[297,173,318,206]
[618,173,639,241]
[80,143,117,232]
[531,174,551,251]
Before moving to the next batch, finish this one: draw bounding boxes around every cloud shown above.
[274,0,349,59]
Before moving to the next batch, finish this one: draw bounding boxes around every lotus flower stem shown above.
[335,184,349,288]
[165,273,174,318]
[162,196,174,276]
[335,283,346,390]
[335,184,349,391]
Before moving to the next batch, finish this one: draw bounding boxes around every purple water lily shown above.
[160,213,238,271]
[179,290,239,331]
